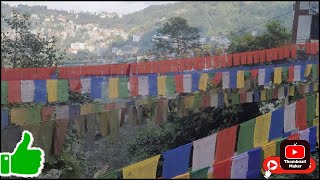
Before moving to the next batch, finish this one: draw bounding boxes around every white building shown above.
[132,35,141,42]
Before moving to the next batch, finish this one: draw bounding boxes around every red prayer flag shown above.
[1,69,7,80]
[129,77,138,96]
[272,48,279,61]
[250,69,259,78]
[215,125,238,162]
[138,63,146,74]
[266,49,273,62]
[240,53,247,65]
[6,68,22,80]
[69,79,81,92]
[122,64,130,75]
[253,51,259,64]
[192,58,199,70]
[201,95,210,107]
[37,67,57,79]
[212,72,222,85]
[198,58,206,70]
[233,54,240,66]
[151,61,159,73]
[240,93,247,103]
[288,133,300,140]
[175,74,183,93]
[8,80,21,103]
[290,45,297,58]
[101,64,110,76]
[288,66,294,82]
[278,47,284,59]
[283,46,290,58]
[219,55,227,68]
[144,62,152,74]
[295,98,307,130]
[226,54,233,67]
[259,50,266,63]
[42,106,55,122]
[246,52,253,64]
[185,59,193,71]
[205,58,212,69]
[171,60,180,72]
[213,159,232,179]
[213,56,220,68]
[310,42,318,55]
[130,63,138,75]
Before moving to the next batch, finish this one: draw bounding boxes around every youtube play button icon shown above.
[285,144,305,159]
[280,140,310,170]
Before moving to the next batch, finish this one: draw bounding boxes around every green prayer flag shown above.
[306,94,316,122]
[191,166,209,179]
[20,124,41,147]
[244,70,250,79]
[177,96,185,118]
[27,107,41,123]
[1,81,8,104]
[109,109,120,143]
[237,118,256,154]
[166,75,175,95]
[208,72,215,80]
[101,81,108,101]
[97,111,110,137]
[93,103,105,113]
[98,169,122,179]
[57,80,69,102]
[231,92,240,105]
[276,137,287,156]
[193,93,202,109]
[282,67,288,81]
[312,64,318,80]
[118,77,129,98]
[266,89,273,100]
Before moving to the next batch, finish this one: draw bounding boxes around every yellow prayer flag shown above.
[314,83,319,92]
[254,112,272,148]
[122,155,161,179]
[313,117,319,126]
[11,108,28,125]
[237,71,245,89]
[47,79,57,102]
[289,86,295,96]
[157,75,166,96]
[173,172,190,179]
[304,64,312,77]
[260,90,266,101]
[109,78,119,98]
[262,141,276,159]
[199,73,209,91]
[316,93,319,117]
[274,67,282,84]
[184,96,194,109]
[80,103,94,115]
[224,92,229,106]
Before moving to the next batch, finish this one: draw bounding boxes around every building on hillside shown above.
[132,35,141,42]
[292,1,319,44]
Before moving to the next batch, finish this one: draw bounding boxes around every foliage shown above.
[153,17,200,56]
[227,20,291,53]
[1,10,68,68]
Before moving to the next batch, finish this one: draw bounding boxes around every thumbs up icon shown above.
[0,130,45,177]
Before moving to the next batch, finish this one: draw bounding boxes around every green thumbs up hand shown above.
[0,130,45,177]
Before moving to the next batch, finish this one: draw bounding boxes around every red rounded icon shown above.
[285,144,305,159]
[263,156,316,174]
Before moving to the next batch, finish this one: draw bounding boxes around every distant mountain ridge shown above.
[1,1,294,37]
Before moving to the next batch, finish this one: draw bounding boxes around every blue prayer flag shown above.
[191,72,200,92]
[90,77,103,99]
[148,74,158,96]
[34,80,47,103]
[1,109,8,129]
[269,107,284,141]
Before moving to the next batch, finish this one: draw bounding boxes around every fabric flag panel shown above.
[183,74,192,93]
[213,159,232,179]
[296,98,307,130]
[90,77,103,99]
[1,109,9,129]
[262,141,276,159]
[274,67,282,84]
[8,80,21,103]
[254,112,272,148]
[309,126,317,152]
[190,166,210,179]
[199,73,208,91]
[162,143,192,179]
[231,152,249,179]
[222,71,230,89]
[215,125,238,162]
[157,75,166,96]
[237,70,244,89]
[34,80,47,103]
[81,78,91,94]
[109,78,119,98]
[192,133,217,171]
[11,108,27,125]
[118,77,130,98]
[306,94,316,122]
[122,155,161,179]
[191,73,200,92]
[246,148,262,179]
[269,107,284,141]
[294,65,301,81]
[47,79,57,102]
[1,81,8,104]
[57,80,69,102]
[258,69,265,86]
[21,80,34,103]
[69,79,81,92]
[175,74,183,94]
[230,70,237,89]
[237,119,256,154]
[129,77,138,97]
[138,76,149,96]
[148,74,158,96]
[166,75,175,95]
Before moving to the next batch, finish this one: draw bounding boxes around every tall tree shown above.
[227,20,291,53]
[1,10,68,68]
[153,17,200,57]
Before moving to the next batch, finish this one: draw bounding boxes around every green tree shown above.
[1,10,68,68]
[227,20,291,53]
[153,17,201,56]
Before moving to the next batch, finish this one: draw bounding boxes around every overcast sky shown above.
[2,1,176,15]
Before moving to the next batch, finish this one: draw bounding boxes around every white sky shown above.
[2,1,176,15]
